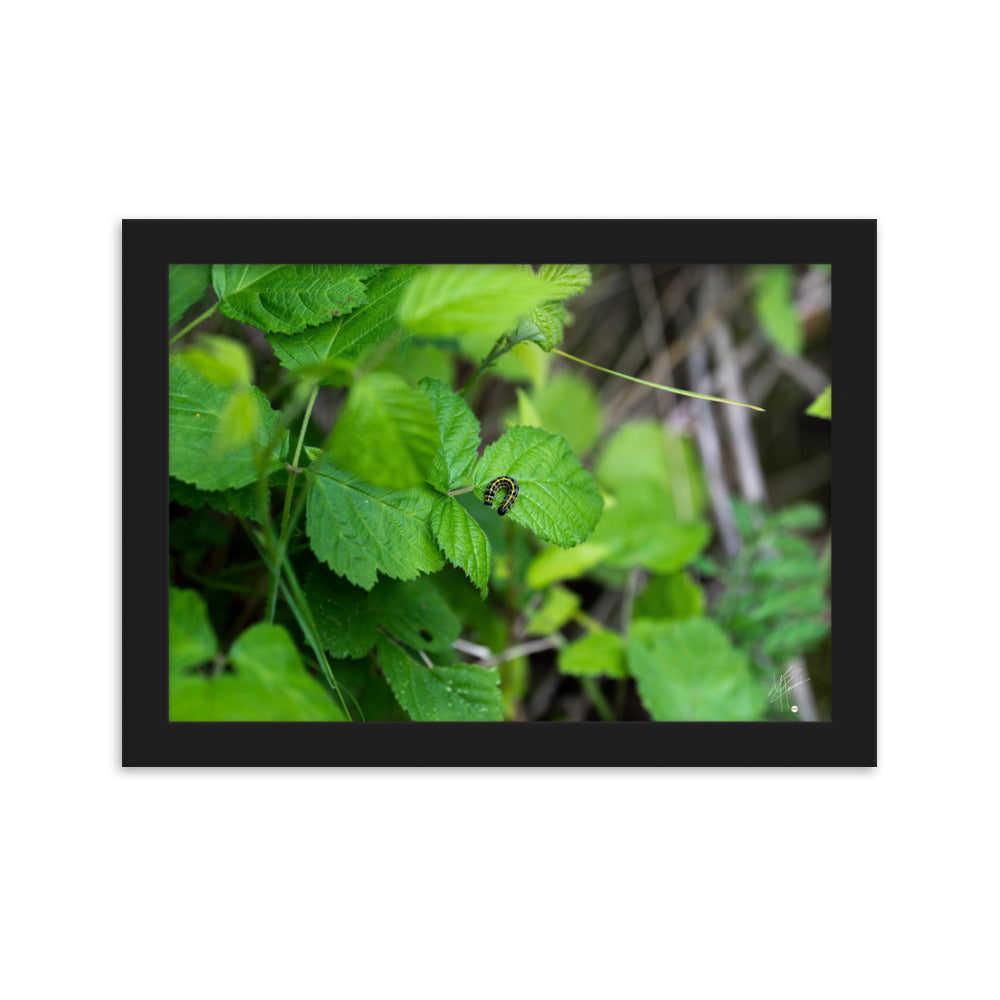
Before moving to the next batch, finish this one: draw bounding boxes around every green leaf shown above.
[419,377,481,492]
[213,264,384,334]
[753,265,804,354]
[513,388,543,429]
[626,619,766,721]
[375,338,455,386]
[531,372,603,456]
[761,619,830,659]
[524,585,580,636]
[536,264,592,299]
[266,264,421,372]
[334,657,407,721]
[305,459,444,590]
[170,623,347,721]
[183,334,253,386]
[515,301,568,350]
[375,635,503,721]
[398,264,554,338]
[806,384,831,419]
[308,568,461,658]
[633,572,705,622]
[596,420,707,521]
[525,541,611,588]
[169,587,218,672]
[169,264,212,327]
[590,480,711,572]
[169,354,288,490]
[558,631,628,679]
[169,476,272,522]
[326,372,438,489]
[429,495,492,599]
[473,426,603,547]
[765,502,826,533]
[492,341,550,388]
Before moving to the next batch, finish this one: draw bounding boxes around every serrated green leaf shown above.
[398,264,554,338]
[169,354,288,490]
[375,635,503,721]
[627,619,766,721]
[170,476,272,523]
[524,585,580,636]
[169,587,218,672]
[633,572,705,622]
[558,631,628,679]
[213,264,384,334]
[536,264,592,298]
[531,372,603,456]
[806,384,831,419]
[419,377,481,492]
[266,265,421,373]
[473,426,603,547]
[326,372,438,489]
[169,264,212,327]
[307,568,461,657]
[515,300,567,350]
[305,459,444,590]
[169,623,347,721]
[429,495,492,599]
[525,541,611,588]
[753,265,804,354]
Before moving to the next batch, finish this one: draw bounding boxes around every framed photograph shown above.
[124,219,875,765]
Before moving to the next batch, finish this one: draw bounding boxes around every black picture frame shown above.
[124,219,875,766]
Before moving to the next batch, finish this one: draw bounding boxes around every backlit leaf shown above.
[326,372,438,489]
[398,264,554,338]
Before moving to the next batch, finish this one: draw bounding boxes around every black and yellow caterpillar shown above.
[484,476,519,516]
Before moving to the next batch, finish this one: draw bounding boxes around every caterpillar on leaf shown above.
[484,476,519,516]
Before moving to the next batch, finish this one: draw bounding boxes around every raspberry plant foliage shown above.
[169,263,604,722]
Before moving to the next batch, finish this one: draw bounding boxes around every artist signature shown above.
[768,663,809,713]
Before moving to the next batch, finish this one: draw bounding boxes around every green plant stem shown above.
[580,676,616,721]
[169,302,220,346]
[460,334,512,397]
[266,385,319,624]
[447,485,477,497]
[240,519,356,720]
[550,348,764,412]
